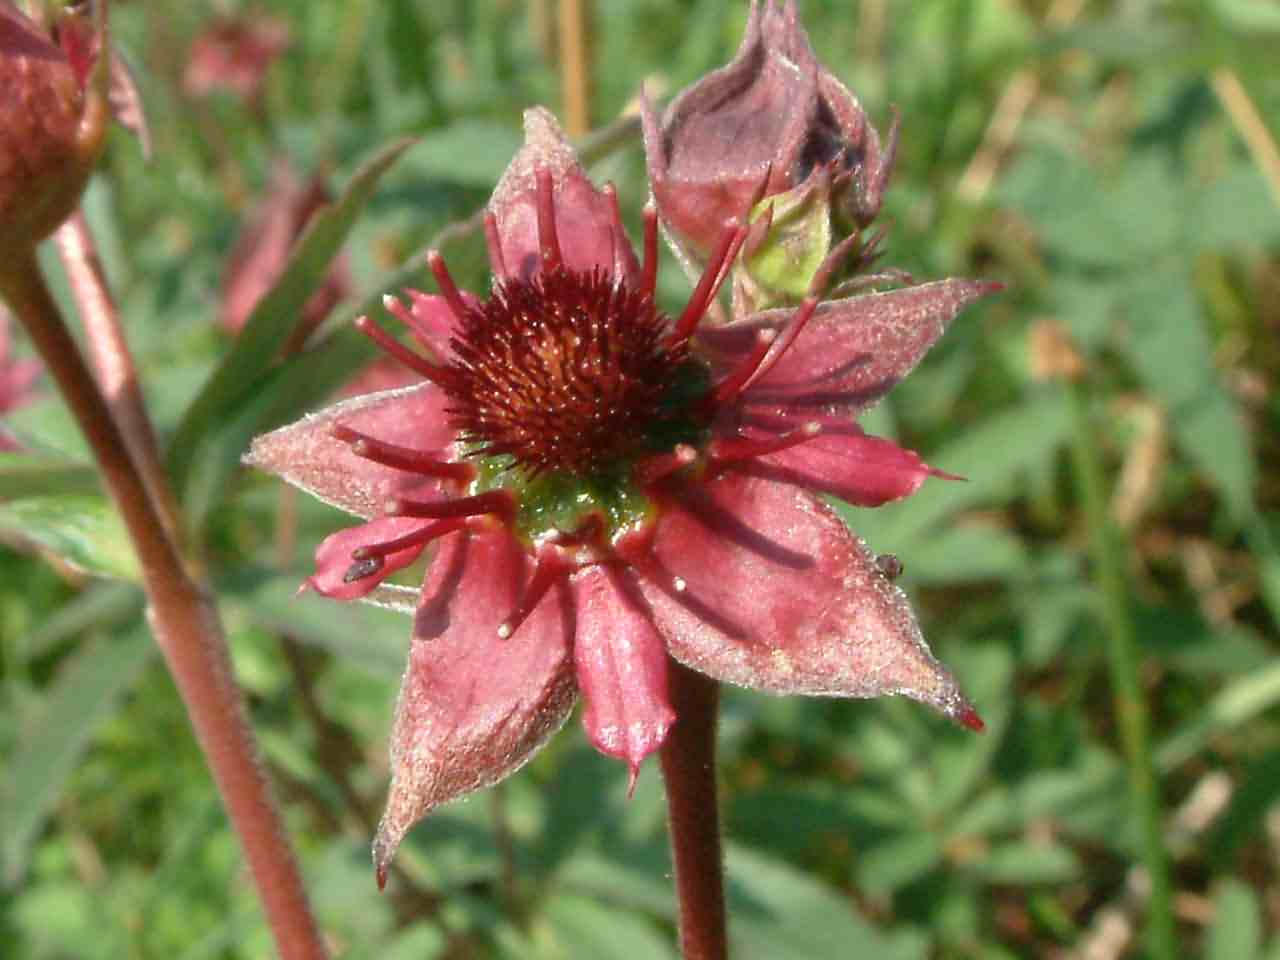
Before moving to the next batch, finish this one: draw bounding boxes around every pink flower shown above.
[1,307,41,451]
[246,109,997,884]
[183,13,290,103]
[219,160,352,342]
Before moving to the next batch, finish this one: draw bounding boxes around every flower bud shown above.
[0,4,109,259]
[642,0,896,306]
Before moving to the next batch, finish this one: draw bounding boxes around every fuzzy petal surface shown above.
[734,416,947,507]
[487,107,641,285]
[403,289,480,359]
[373,527,577,881]
[305,516,432,600]
[243,382,455,519]
[702,279,999,419]
[638,472,976,724]
[570,565,676,790]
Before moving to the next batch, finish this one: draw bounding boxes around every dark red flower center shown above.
[439,266,691,478]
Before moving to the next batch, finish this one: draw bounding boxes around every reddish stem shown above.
[54,211,183,542]
[660,659,728,960]
[0,251,328,960]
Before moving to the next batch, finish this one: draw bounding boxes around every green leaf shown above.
[0,453,100,500]
[1207,751,1280,868]
[969,841,1080,885]
[1157,661,1280,771]
[0,494,139,581]
[22,581,143,661]
[403,121,524,188]
[2,626,154,888]
[727,845,926,960]
[1207,878,1262,960]
[843,392,1071,550]
[539,895,674,960]
[219,572,405,676]
[166,137,417,519]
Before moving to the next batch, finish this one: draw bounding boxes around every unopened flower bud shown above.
[0,3,109,259]
[643,0,896,307]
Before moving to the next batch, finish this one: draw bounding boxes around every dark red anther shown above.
[354,315,446,384]
[708,422,821,465]
[534,166,563,273]
[388,490,515,522]
[331,423,474,482]
[496,547,567,640]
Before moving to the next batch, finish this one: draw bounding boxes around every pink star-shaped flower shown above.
[247,109,997,884]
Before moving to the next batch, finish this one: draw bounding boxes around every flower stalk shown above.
[660,658,728,960]
[54,210,183,542]
[0,250,328,960]
[1066,381,1174,960]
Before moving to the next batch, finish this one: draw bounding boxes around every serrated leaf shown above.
[0,494,139,581]
[1157,661,1280,771]
[219,572,405,676]
[1207,878,1262,960]
[1207,751,1280,868]
[404,122,524,188]
[727,846,926,959]
[2,626,154,888]
[167,137,416,519]
[969,841,1080,884]
[539,895,674,960]
[843,392,1070,550]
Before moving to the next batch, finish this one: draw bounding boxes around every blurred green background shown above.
[2,0,1278,956]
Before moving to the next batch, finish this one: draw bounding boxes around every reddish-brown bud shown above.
[642,0,896,269]
[0,4,108,260]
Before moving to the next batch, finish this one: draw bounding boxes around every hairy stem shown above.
[55,211,183,542]
[1067,381,1174,960]
[0,251,328,960]
[660,659,728,960]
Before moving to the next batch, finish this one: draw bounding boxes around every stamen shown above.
[708,421,822,465]
[354,315,446,384]
[484,211,509,280]
[641,202,658,298]
[496,548,566,639]
[330,423,474,482]
[667,218,746,345]
[634,444,697,486]
[352,518,466,561]
[387,490,515,522]
[534,167,563,273]
[426,249,472,323]
[732,232,863,391]
[707,329,776,409]
[603,183,625,280]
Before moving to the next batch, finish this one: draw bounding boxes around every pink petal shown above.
[373,527,577,884]
[637,472,977,726]
[243,382,456,519]
[304,516,431,600]
[733,416,950,507]
[700,279,999,419]
[570,565,676,792]
[487,108,641,285]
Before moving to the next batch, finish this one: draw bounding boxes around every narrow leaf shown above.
[0,494,139,581]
